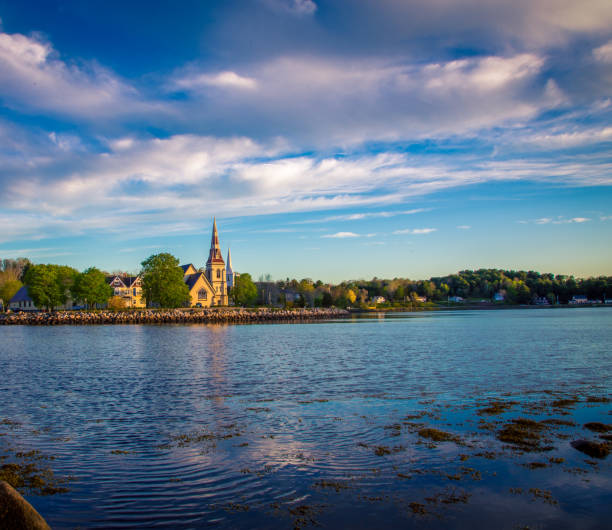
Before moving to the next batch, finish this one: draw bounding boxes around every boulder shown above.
[0,480,51,530]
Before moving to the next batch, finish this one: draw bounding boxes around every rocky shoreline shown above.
[0,307,349,326]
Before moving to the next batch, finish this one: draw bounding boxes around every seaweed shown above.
[571,439,610,459]
[417,428,459,443]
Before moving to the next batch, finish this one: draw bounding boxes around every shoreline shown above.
[349,303,611,313]
[0,307,349,326]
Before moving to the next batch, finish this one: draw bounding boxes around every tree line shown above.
[0,254,259,310]
[1,256,610,310]
[257,269,612,308]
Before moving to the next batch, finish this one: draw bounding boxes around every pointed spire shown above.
[206,217,225,268]
[210,217,219,250]
[226,247,233,272]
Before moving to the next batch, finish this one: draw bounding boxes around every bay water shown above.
[1,308,611,528]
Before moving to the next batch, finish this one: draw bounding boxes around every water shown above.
[1,308,611,528]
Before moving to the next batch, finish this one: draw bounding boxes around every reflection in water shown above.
[0,308,611,529]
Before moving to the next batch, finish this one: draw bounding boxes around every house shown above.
[569,295,589,305]
[448,296,464,303]
[181,218,230,307]
[414,295,427,303]
[9,285,38,311]
[372,296,386,304]
[106,275,145,308]
[533,296,550,305]
[9,285,73,311]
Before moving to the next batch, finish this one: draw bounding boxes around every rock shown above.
[0,480,51,530]
[571,439,610,459]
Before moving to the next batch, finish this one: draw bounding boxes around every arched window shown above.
[216,269,221,279]
[198,289,207,300]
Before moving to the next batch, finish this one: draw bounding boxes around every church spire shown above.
[206,217,225,268]
[226,247,233,273]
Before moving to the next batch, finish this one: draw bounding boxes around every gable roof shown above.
[184,271,213,292]
[10,285,33,303]
[180,264,197,275]
[106,275,140,287]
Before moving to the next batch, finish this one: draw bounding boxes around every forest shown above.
[1,258,611,309]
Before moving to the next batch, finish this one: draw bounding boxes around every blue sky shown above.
[0,0,611,282]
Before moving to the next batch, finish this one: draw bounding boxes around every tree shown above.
[346,289,357,305]
[108,296,127,310]
[24,264,78,311]
[0,279,22,307]
[232,273,258,306]
[321,291,333,307]
[140,253,190,308]
[72,267,113,308]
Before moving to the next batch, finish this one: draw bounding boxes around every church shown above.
[181,218,238,307]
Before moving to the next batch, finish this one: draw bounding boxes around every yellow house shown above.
[106,275,146,308]
[181,218,229,307]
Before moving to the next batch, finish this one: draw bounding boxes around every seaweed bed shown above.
[1,387,610,529]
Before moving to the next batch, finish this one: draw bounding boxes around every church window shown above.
[198,289,207,300]
[217,269,221,279]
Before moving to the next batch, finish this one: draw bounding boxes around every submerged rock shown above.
[571,439,610,459]
[0,480,51,530]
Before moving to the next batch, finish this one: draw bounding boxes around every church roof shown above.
[184,272,213,291]
[180,264,196,274]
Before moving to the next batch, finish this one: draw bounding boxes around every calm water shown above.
[1,308,611,529]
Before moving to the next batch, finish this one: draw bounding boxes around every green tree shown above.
[0,279,22,307]
[72,267,113,308]
[232,273,258,306]
[140,253,190,308]
[24,264,78,311]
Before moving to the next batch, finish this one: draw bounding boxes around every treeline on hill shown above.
[259,269,612,307]
[1,257,611,310]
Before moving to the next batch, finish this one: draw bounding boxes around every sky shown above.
[0,0,611,282]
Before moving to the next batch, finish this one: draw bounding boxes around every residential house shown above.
[9,285,73,311]
[106,275,145,308]
[569,295,589,304]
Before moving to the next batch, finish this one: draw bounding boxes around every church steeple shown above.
[205,217,227,305]
[226,247,233,273]
[206,217,225,267]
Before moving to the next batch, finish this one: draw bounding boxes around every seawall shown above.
[0,307,349,326]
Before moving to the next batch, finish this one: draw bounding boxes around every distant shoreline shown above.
[349,303,612,313]
[0,307,349,326]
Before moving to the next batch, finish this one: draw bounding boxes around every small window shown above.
[198,289,207,300]
[216,269,221,279]
[133,288,137,296]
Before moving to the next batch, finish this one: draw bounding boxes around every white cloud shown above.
[0,31,144,118]
[322,232,360,238]
[456,225,471,229]
[174,70,258,91]
[262,0,317,15]
[291,208,428,224]
[171,52,555,144]
[522,216,592,225]
[393,228,437,235]
[593,40,612,62]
